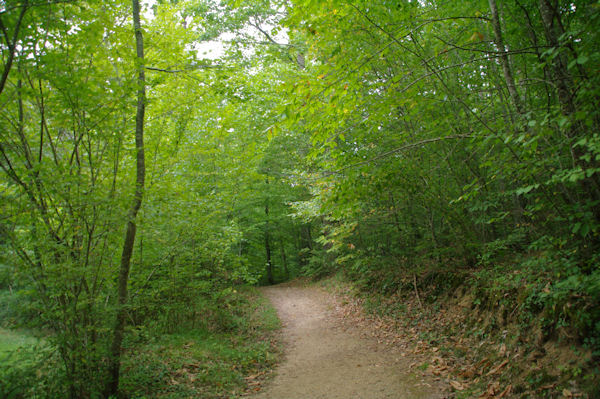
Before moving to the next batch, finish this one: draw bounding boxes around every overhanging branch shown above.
[325,134,474,175]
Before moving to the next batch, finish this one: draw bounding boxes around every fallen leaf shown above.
[539,383,557,391]
[479,381,500,398]
[450,380,467,391]
[432,356,446,366]
[486,359,509,376]
[476,357,491,370]
[499,343,506,357]
[459,367,476,379]
[498,384,512,398]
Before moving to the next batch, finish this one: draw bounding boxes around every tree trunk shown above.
[538,0,600,216]
[389,192,402,235]
[488,0,523,115]
[279,237,289,279]
[538,0,575,117]
[264,177,274,284]
[265,207,274,284]
[265,227,273,284]
[105,0,146,396]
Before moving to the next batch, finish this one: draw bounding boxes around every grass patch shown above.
[0,287,281,399]
[0,329,63,399]
[120,287,281,399]
[0,328,38,355]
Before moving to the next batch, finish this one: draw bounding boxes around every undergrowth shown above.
[0,287,281,399]
[317,250,600,398]
[120,286,280,399]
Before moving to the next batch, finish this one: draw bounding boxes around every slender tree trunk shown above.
[538,0,600,218]
[305,223,313,249]
[105,0,146,396]
[538,0,575,117]
[279,237,289,279]
[265,226,273,284]
[297,223,313,269]
[488,0,523,115]
[389,192,402,235]
[264,177,274,284]
[265,213,274,284]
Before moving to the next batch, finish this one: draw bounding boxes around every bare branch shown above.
[0,1,28,97]
[325,135,474,175]
[249,20,292,47]
[145,64,223,73]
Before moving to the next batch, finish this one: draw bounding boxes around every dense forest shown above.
[0,0,599,397]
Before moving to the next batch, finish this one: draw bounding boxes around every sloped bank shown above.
[319,267,599,398]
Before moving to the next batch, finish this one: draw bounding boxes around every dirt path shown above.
[254,284,445,399]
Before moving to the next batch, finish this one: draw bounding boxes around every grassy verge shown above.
[0,287,281,399]
[0,328,60,398]
[0,328,38,355]
[120,286,281,398]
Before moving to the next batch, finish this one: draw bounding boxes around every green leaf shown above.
[576,55,589,65]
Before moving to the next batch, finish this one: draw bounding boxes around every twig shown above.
[324,134,473,175]
[145,65,222,73]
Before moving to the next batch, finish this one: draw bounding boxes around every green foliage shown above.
[270,7,600,392]
[119,288,280,399]
[0,0,294,396]
[0,289,279,399]
[2,0,600,396]
[0,335,66,399]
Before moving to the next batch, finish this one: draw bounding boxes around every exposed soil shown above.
[252,283,446,399]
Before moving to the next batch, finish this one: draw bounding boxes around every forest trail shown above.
[253,284,445,399]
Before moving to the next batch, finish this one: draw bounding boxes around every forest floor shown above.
[250,281,447,399]
[280,274,595,398]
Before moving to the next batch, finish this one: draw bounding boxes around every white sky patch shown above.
[142,0,288,61]
[142,0,155,20]
[142,0,225,59]
[197,32,236,60]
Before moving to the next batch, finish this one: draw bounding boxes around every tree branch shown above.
[0,1,28,97]
[325,135,474,175]
[145,64,222,73]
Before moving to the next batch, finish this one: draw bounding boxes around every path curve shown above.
[254,284,444,399]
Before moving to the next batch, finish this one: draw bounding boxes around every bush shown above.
[0,344,67,399]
